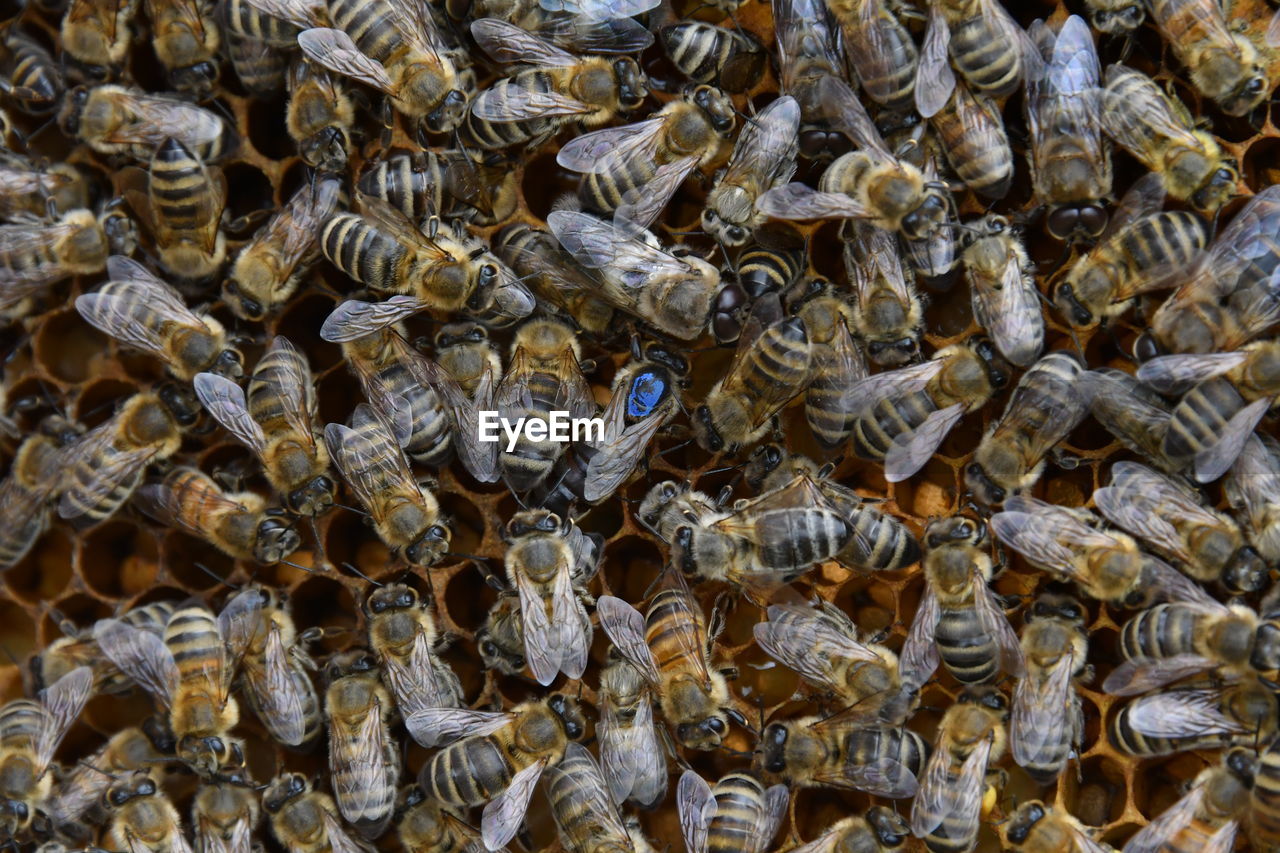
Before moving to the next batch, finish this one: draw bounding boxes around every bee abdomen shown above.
[580,159,653,216]
[936,607,997,683]
[647,590,703,673]
[358,153,443,222]
[466,71,558,150]
[0,701,46,744]
[423,737,512,808]
[224,0,299,43]
[708,775,771,853]
[1163,378,1245,464]
[845,507,920,570]
[327,0,397,60]
[1119,603,1197,660]
[1252,741,1280,846]
[321,214,406,291]
[164,608,221,678]
[755,508,850,570]
[1122,211,1208,271]
[950,18,1020,97]
[852,392,933,461]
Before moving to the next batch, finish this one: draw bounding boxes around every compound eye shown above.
[706,717,726,734]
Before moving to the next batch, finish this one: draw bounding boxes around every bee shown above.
[493,223,613,335]
[597,653,665,809]
[1075,368,1177,471]
[961,216,1043,368]
[991,495,1222,609]
[660,22,765,93]
[927,79,1012,200]
[396,785,489,853]
[502,509,603,686]
[676,771,787,853]
[46,722,173,840]
[58,385,201,525]
[1094,461,1267,592]
[898,151,960,286]
[217,585,324,748]
[1024,15,1110,243]
[1150,0,1268,116]
[0,667,93,843]
[225,176,342,321]
[60,0,139,78]
[786,810,911,853]
[702,96,801,247]
[0,157,88,221]
[733,231,806,299]
[760,77,949,242]
[754,601,918,725]
[104,770,192,853]
[1225,435,1280,563]
[143,0,219,95]
[323,403,450,566]
[0,208,118,324]
[965,352,1087,506]
[900,516,1024,688]
[323,651,399,839]
[135,467,301,564]
[771,0,850,162]
[0,416,82,569]
[826,0,917,110]
[783,279,868,447]
[32,602,178,695]
[224,29,289,96]
[0,27,64,114]
[913,0,1037,117]
[364,583,463,718]
[999,801,1114,853]
[547,742,653,853]
[757,712,927,798]
[95,605,244,776]
[263,773,374,853]
[58,85,236,162]
[1010,594,1091,785]
[1251,732,1280,850]
[848,336,1010,483]
[192,768,259,853]
[465,19,647,152]
[556,84,735,232]
[433,322,500,397]
[493,318,594,492]
[285,59,354,172]
[547,210,746,343]
[1119,748,1253,849]
[1085,0,1142,35]
[1101,65,1238,213]
[911,685,1008,853]
[475,593,524,676]
[840,221,922,367]
[358,150,517,227]
[596,569,742,751]
[410,694,586,851]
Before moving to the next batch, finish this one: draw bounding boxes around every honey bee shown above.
[0,28,63,114]
[263,773,374,853]
[913,0,1038,118]
[136,467,301,564]
[490,224,612,334]
[1101,65,1238,213]
[676,771,788,853]
[991,495,1222,609]
[660,22,765,94]
[733,230,806,299]
[0,668,93,843]
[32,602,178,695]
[961,216,1042,368]
[901,516,1024,689]
[782,279,867,448]
[1225,435,1280,563]
[217,585,323,748]
[826,0,917,110]
[1075,368,1177,471]
[759,77,949,242]
[493,318,594,492]
[225,176,342,321]
[1025,15,1110,243]
[475,593,524,676]
[1151,0,1268,116]
[597,653,665,809]
[754,601,918,725]
[547,743,653,853]
[0,157,88,221]
[547,210,745,343]
[596,569,742,751]
[76,256,242,381]
[927,79,1012,201]
[1094,461,1267,593]
[0,416,82,569]
[911,685,1008,853]
[94,605,244,776]
[502,509,603,686]
[60,0,139,78]
[323,650,399,839]
[999,801,1114,853]
[364,583,462,718]
[286,59,354,172]
[396,785,489,853]
[848,336,1010,483]
[702,96,801,247]
[1251,732,1280,850]
[58,385,201,525]
[323,403,450,566]
[788,810,911,853]
[192,768,259,853]
[1010,594,1091,785]
[104,770,192,853]
[556,84,734,232]
[358,150,517,227]
[144,0,220,95]
[433,322,500,397]
[58,85,236,162]
[0,208,117,324]
[757,711,927,798]
[1118,748,1253,849]
[410,694,586,851]
[840,221,922,367]
[965,352,1087,506]
[771,0,850,162]
[898,152,960,286]
[1085,0,1142,35]
[465,19,647,152]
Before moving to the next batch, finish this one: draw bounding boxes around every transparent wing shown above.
[242,0,323,28]
[251,337,317,451]
[556,117,666,174]
[614,156,700,236]
[33,667,93,772]
[756,785,789,853]
[57,429,159,520]
[471,86,591,122]
[320,296,425,342]
[1194,397,1270,483]
[383,632,459,717]
[899,583,941,691]
[92,618,179,708]
[249,624,311,745]
[548,210,692,290]
[1101,653,1220,696]
[405,707,513,748]
[677,771,715,853]
[194,373,267,454]
[217,587,268,661]
[321,808,376,853]
[978,258,1043,368]
[1102,65,1204,163]
[582,391,670,503]
[538,0,659,21]
[1026,15,1102,173]
[481,758,544,852]
[827,756,919,799]
[884,402,965,482]
[297,28,396,94]
[1120,785,1204,853]
[470,18,577,66]
[754,602,888,694]
[1010,651,1073,772]
[1136,352,1248,394]
[718,96,801,197]
[76,278,206,358]
[757,182,874,221]
[1123,689,1251,738]
[408,353,500,483]
[595,595,661,684]
[975,576,1025,677]
[911,735,955,838]
[600,697,664,807]
[914,3,955,118]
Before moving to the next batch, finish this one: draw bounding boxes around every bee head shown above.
[505,509,561,540]
[675,714,728,751]
[1053,280,1095,329]
[423,87,467,134]
[690,85,734,134]
[1004,800,1046,844]
[744,444,785,490]
[405,523,450,567]
[222,280,265,322]
[288,475,335,517]
[924,515,986,549]
[970,336,1011,390]
[1191,162,1239,212]
[963,462,1005,507]
[1047,203,1108,243]
[759,722,789,773]
[613,58,647,111]
[546,694,585,741]
[57,86,89,137]
[1223,546,1269,595]
[1251,620,1280,673]
[866,807,909,848]
[477,622,525,674]
[262,773,308,814]
[253,515,301,565]
[1090,4,1143,34]
[367,583,418,616]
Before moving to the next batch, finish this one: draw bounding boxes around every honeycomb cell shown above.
[520,152,575,222]
[4,527,73,604]
[443,563,497,636]
[247,96,295,161]
[1244,136,1280,192]
[275,294,342,371]
[41,593,110,644]
[599,534,664,600]
[161,529,236,591]
[34,308,112,384]
[73,379,138,429]
[80,520,158,599]
[222,162,276,224]
[0,600,36,665]
[436,491,485,558]
[290,575,360,650]
[1070,755,1129,826]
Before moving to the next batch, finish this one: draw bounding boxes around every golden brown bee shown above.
[492,224,613,334]
[0,157,89,221]
[224,28,289,96]
[58,385,201,526]
[1226,435,1280,563]
[999,801,1114,853]
[217,586,323,748]
[1101,65,1238,213]
[323,650,399,839]
[757,711,927,798]
[135,467,301,564]
[144,0,220,95]
[1025,15,1110,243]
[475,593,524,676]
[47,722,173,841]
[76,257,243,380]
[597,653,665,809]
[0,27,64,114]
[914,0,1037,117]
[0,416,82,569]
[1150,0,1269,116]
[927,79,1012,200]
[557,84,734,231]
[411,694,586,851]
[60,0,139,77]
[783,279,867,449]
[103,770,190,853]
[323,403,450,566]
[702,96,800,247]
[547,743,652,853]
[597,569,742,751]
[364,583,462,718]
[1118,748,1253,848]
[192,767,260,853]
[841,221,922,367]
[32,602,177,695]
[225,176,342,321]
[395,785,486,853]
[263,773,373,853]
[95,605,244,777]
[965,352,1087,505]
[58,84,236,162]
[358,150,517,227]
[0,668,93,843]
[1094,461,1267,593]
[0,208,117,325]
[660,22,766,94]
[961,216,1042,368]
[676,771,787,853]
[285,58,353,172]
[826,0,917,110]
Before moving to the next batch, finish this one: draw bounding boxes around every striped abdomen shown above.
[949,13,1022,97]
[357,152,446,222]
[852,389,937,461]
[0,701,45,748]
[1119,603,1201,661]
[1162,378,1246,465]
[422,735,514,808]
[843,506,920,570]
[224,0,298,44]
[321,213,407,292]
[1118,212,1208,277]
[5,32,61,112]
[646,589,707,677]
[708,774,772,853]
[1110,701,1242,756]
[580,155,656,216]
[936,604,998,683]
[466,71,558,150]
[149,138,220,245]
[360,360,451,467]
[1251,740,1280,848]
[165,607,224,692]
[326,0,401,63]
[752,507,851,572]
[921,768,980,853]
[931,83,1011,199]
[738,245,804,297]
[844,726,928,779]
[225,32,287,95]
[62,443,149,524]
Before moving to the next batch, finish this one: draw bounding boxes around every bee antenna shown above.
[307,515,331,571]
[340,562,383,586]
[653,439,692,459]
[193,562,239,589]
[444,551,491,562]
[0,644,18,668]
[279,559,319,574]
[78,760,120,780]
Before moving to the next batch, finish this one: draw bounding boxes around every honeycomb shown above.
[2,0,1280,848]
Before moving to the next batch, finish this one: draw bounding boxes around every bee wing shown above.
[785,828,842,853]
[1148,0,1237,58]
[1135,352,1249,394]
[217,587,268,661]
[33,667,93,772]
[253,337,318,450]
[532,15,653,53]
[899,582,941,691]
[194,373,268,454]
[537,0,659,22]
[405,707,514,748]
[297,28,397,95]
[197,813,253,853]
[884,402,965,483]
[1203,822,1240,853]
[1103,460,1221,539]
[914,2,955,118]
[757,182,874,221]
[412,354,500,484]
[320,296,425,342]
[677,771,715,853]
[1101,653,1221,696]
[756,785,789,852]
[471,87,592,122]
[0,219,77,288]
[92,618,179,709]
[1026,15,1101,170]
[974,258,1043,368]
[57,430,161,520]
[582,388,671,504]
[600,696,665,807]
[1093,490,1188,565]
[614,155,700,236]
[1226,434,1280,519]
[547,210,689,294]
[1195,397,1271,483]
[556,116,667,174]
[1124,688,1254,738]
[1120,784,1205,853]
[323,408,418,522]
[470,18,577,66]
[990,507,1086,578]
[480,757,544,852]
[243,0,323,28]
[244,624,312,745]
[515,558,571,685]
[134,476,252,540]
[382,632,457,718]
[718,96,801,197]
[274,176,341,267]
[321,807,377,853]
[1010,650,1074,772]
[596,595,662,684]
[911,732,956,838]
[1101,66,1204,170]
[331,699,393,826]
[77,276,208,359]
[974,575,1025,677]
[938,738,990,841]
[848,359,945,419]
[754,602,888,693]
